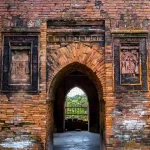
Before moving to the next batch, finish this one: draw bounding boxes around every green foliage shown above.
[66,94,88,107]
[65,94,88,121]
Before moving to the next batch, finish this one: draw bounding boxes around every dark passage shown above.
[54,131,100,150]
[54,71,100,133]
[52,64,105,150]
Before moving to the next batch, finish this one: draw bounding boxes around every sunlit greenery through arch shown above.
[65,87,88,121]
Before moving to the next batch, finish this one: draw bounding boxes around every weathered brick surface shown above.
[0,0,149,149]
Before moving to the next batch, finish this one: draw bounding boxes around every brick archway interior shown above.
[46,62,106,149]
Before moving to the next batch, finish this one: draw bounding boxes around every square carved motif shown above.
[2,35,38,92]
[114,37,148,91]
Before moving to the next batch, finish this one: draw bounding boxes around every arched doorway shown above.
[46,63,106,150]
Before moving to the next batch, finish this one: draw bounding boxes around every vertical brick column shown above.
[39,22,47,146]
[99,98,106,150]
[104,19,114,149]
[40,22,47,93]
[46,98,54,150]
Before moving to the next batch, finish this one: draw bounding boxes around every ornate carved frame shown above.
[113,33,148,91]
[1,33,39,92]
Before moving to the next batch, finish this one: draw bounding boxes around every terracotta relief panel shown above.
[9,43,31,84]
[114,36,148,91]
[2,35,38,92]
[120,43,141,85]
[10,50,30,84]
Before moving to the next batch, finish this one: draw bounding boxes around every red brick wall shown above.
[0,0,149,149]
[0,0,149,29]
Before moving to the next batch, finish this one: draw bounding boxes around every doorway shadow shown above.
[54,71,100,133]
[47,62,106,150]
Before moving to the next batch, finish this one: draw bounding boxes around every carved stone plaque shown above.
[2,35,38,92]
[114,36,148,91]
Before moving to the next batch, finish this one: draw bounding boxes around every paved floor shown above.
[54,131,100,150]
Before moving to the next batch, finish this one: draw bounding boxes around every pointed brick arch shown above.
[46,42,106,150]
[47,42,105,99]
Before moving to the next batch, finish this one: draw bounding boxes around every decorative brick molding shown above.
[47,35,104,43]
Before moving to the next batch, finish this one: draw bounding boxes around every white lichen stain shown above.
[0,138,34,149]
[122,120,146,130]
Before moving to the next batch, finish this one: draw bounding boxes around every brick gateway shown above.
[0,1,150,150]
